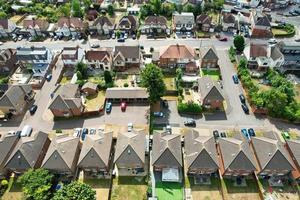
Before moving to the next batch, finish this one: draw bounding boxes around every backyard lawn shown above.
[201,69,220,81]
[83,178,110,200]
[85,91,106,111]
[111,176,147,200]
[272,28,288,35]
[156,181,183,200]
[88,75,105,85]
[2,177,24,200]
[163,76,176,91]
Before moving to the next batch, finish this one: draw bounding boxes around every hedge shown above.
[177,102,202,114]
[273,24,295,38]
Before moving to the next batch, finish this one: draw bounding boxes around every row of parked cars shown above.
[232,74,250,114]
[73,127,101,141]
[213,128,256,140]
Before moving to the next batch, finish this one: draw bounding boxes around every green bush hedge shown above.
[228,46,236,63]
[177,102,202,114]
[273,24,295,37]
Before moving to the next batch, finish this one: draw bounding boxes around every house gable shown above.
[78,148,107,169]
[115,145,143,167]
[203,86,224,102]
[189,150,218,170]
[5,150,31,170]
[264,150,294,171]
[154,148,181,168]
[227,151,256,171]
[42,150,70,172]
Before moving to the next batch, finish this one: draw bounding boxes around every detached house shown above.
[286,140,300,181]
[199,46,219,70]
[117,15,138,34]
[0,133,19,178]
[61,46,84,68]
[277,41,300,73]
[222,13,236,32]
[196,14,212,32]
[77,131,113,178]
[0,49,18,76]
[22,19,49,37]
[5,131,50,174]
[185,129,219,178]
[197,76,224,110]
[114,129,147,176]
[42,135,80,178]
[0,85,34,116]
[48,84,84,117]
[0,19,17,38]
[173,12,195,35]
[56,17,87,37]
[90,16,114,36]
[218,137,257,177]
[140,16,169,36]
[251,136,294,177]
[159,44,197,73]
[85,48,113,72]
[243,42,283,71]
[250,11,272,38]
[113,46,141,71]
[152,131,182,182]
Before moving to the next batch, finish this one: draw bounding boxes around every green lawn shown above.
[88,75,105,85]
[222,178,258,193]
[85,91,106,111]
[163,77,176,91]
[201,69,220,81]
[272,28,288,35]
[156,181,183,200]
[111,176,147,200]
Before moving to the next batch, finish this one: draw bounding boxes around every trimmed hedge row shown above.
[273,24,295,38]
[177,102,202,114]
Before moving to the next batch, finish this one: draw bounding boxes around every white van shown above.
[20,125,32,137]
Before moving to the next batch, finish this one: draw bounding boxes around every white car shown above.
[124,33,128,39]
[90,128,96,135]
[127,123,133,132]
[268,38,277,44]
[73,128,82,137]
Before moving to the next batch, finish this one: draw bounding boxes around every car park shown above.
[106,102,112,113]
[232,74,239,84]
[239,94,246,104]
[184,119,196,127]
[29,105,38,115]
[241,104,249,114]
[153,112,164,117]
[248,128,255,137]
[121,102,127,112]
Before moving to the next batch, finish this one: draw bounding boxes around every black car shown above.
[29,105,38,115]
[239,94,246,104]
[241,104,249,114]
[220,132,226,138]
[213,130,219,139]
[184,119,196,127]
[248,128,256,137]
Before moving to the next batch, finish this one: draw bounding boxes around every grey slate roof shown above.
[198,76,224,102]
[0,85,32,108]
[114,46,140,59]
[200,46,218,60]
[48,84,82,110]
[255,16,271,27]
[0,133,18,169]
[251,137,294,171]
[105,87,148,99]
[184,129,219,170]
[286,140,300,166]
[5,131,49,170]
[114,129,146,166]
[152,131,182,167]
[78,131,113,169]
[219,137,257,171]
[42,135,80,173]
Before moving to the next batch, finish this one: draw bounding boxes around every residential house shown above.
[16,46,53,79]
[222,13,236,32]
[105,87,149,103]
[196,14,212,32]
[56,17,87,37]
[0,49,18,76]
[277,41,300,73]
[5,131,50,174]
[113,46,141,71]
[263,0,289,9]
[184,129,219,178]
[173,12,195,35]
[251,136,294,177]
[243,42,284,71]
[140,16,169,36]
[81,82,98,95]
[152,131,182,182]
[159,44,197,73]
[116,15,139,34]
[77,131,113,178]
[286,140,300,181]
[0,85,34,116]
[22,18,49,37]
[42,135,80,178]
[199,46,219,70]
[197,76,224,110]
[0,133,19,178]
[249,11,272,38]
[61,46,84,68]
[218,136,257,177]
[127,7,140,15]
[114,129,147,176]
[90,16,114,36]
[48,84,84,117]
[0,19,17,38]
[85,48,113,72]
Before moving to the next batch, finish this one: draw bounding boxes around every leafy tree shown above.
[18,169,54,200]
[161,3,176,18]
[183,4,194,13]
[59,3,71,17]
[193,3,202,17]
[75,62,88,79]
[83,0,92,10]
[107,4,114,17]
[104,70,113,84]
[233,35,245,52]
[263,89,288,117]
[72,0,82,18]
[52,181,96,200]
[177,4,183,14]
[151,0,162,14]
[140,63,166,104]
[0,11,7,19]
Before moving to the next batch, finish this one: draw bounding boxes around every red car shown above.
[219,37,228,41]
[121,102,127,112]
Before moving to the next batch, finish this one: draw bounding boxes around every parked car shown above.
[90,128,96,135]
[117,38,125,42]
[220,132,226,138]
[124,33,128,39]
[29,105,38,115]
[111,33,116,39]
[46,74,52,82]
[281,131,290,140]
[184,119,196,127]
[219,37,228,41]
[239,94,246,104]
[295,38,300,42]
[121,102,127,112]
[132,34,136,40]
[73,128,82,138]
[128,122,133,132]
[106,102,112,113]
[18,35,23,41]
[232,74,239,84]
[153,112,164,117]
[268,38,277,44]
[213,130,219,139]
[241,104,249,114]
[91,44,100,48]
[248,128,255,137]
[54,35,58,41]
[241,128,250,139]
[81,128,88,140]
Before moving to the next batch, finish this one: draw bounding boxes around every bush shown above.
[228,46,236,63]
[0,179,8,197]
[177,102,202,114]
[124,83,129,87]
[55,129,62,133]
[1,180,8,186]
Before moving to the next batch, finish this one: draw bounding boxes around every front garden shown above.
[272,24,296,38]
[201,69,221,81]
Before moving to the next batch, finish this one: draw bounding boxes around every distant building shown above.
[173,12,195,34]
[277,41,300,73]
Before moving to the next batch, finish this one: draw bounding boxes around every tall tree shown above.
[107,4,115,17]
[72,0,82,18]
[18,169,54,200]
[140,63,166,104]
[52,182,96,200]
[233,35,245,52]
